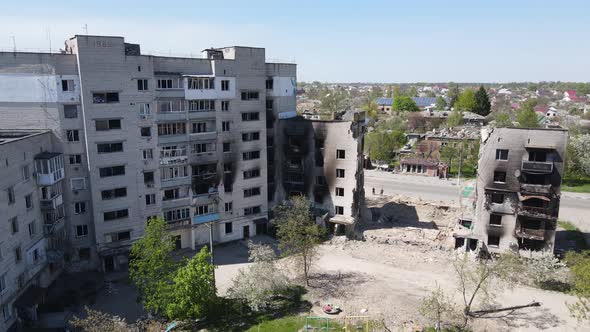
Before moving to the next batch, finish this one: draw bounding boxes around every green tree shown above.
[366,129,407,164]
[454,89,477,112]
[129,217,177,315]
[392,95,420,112]
[521,98,538,112]
[435,96,447,110]
[362,98,379,118]
[275,196,324,286]
[494,113,513,127]
[407,86,418,97]
[419,285,459,332]
[165,247,216,320]
[320,87,349,115]
[517,108,540,128]
[446,110,464,127]
[473,86,491,116]
[569,135,590,176]
[447,83,460,108]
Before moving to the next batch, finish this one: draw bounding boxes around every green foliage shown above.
[274,196,324,286]
[393,95,420,112]
[70,307,165,332]
[454,89,476,112]
[516,107,540,128]
[566,251,590,320]
[419,285,459,332]
[521,98,538,112]
[435,96,447,110]
[494,113,513,127]
[319,87,349,115]
[446,110,464,127]
[166,247,216,320]
[569,135,590,176]
[440,140,479,178]
[448,83,460,108]
[228,242,290,311]
[129,217,177,315]
[473,86,491,116]
[366,128,407,163]
[361,98,378,118]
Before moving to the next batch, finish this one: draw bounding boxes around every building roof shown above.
[35,151,61,160]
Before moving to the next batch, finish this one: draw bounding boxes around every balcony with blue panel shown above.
[192,212,221,225]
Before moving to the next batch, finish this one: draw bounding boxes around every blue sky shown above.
[1,0,589,83]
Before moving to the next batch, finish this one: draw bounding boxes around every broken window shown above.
[221,80,230,91]
[158,123,186,136]
[265,78,274,90]
[455,237,465,249]
[493,171,506,183]
[529,150,548,162]
[223,142,231,152]
[241,112,260,121]
[244,206,261,215]
[491,193,504,204]
[336,149,346,159]
[92,92,119,104]
[95,119,121,131]
[188,99,215,112]
[221,100,230,111]
[489,214,502,226]
[101,187,127,200]
[336,169,345,178]
[487,235,500,247]
[222,121,231,132]
[144,171,154,184]
[242,132,260,141]
[63,105,78,118]
[99,165,125,178]
[335,187,344,197]
[225,222,233,234]
[140,127,151,137]
[62,79,75,92]
[241,91,259,100]
[335,206,344,215]
[137,79,149,91]
[188,77,214,90]
[243,150,261,161]
[103,209,129,221]
[66,130,80,142]
[243,187,261,198]
[495,149,508,161]
[243,168,260,179]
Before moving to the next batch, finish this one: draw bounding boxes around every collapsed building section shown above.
[455,127,568,254]
[273,112,366,235]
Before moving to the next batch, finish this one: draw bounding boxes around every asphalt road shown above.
[364,170,590,231]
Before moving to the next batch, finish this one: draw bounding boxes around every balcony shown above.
[43,217,65,235]
[192,212,221,225]
[40,193,63,210]
[166,219,192,230]
[192,189,219,205]
[521,160,553,174]
[160,148,188,166]
[515,227,546,241]
[518,205,557,220]
[189,131,217,142]
[520,183,551,195]
[161,196,192,210]
[35,152,65,186]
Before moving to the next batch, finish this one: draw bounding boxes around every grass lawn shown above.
[562,183,590,193]
[245,315,342,332]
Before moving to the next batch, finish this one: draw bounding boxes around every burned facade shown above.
[457,127,568,254]
[271,112,366,235]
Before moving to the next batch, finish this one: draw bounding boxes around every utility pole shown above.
[207,222,215,288]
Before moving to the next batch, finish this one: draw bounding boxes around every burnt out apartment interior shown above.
[460,127,567,254]
[271,112,366,235]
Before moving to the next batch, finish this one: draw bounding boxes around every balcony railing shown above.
[522,160,553,174]
[160,148,189,165]
[40,194,63,210]
[515,227,545,240]
[520,183,552,195]
[192,212,220,225]
[165,219,191,230]
[519,205,556,219]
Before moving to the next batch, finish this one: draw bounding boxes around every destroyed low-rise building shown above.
[455,127,568,254]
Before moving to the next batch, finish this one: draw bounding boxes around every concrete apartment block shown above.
[455,127,568,254]
[0,130,68,331]
[273,113,366,235]
[0,35,298,275]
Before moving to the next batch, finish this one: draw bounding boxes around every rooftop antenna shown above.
[83,24,88,35]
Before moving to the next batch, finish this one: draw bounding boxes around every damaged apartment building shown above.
[0,33,296,287]
[268,112,366,235]
[454,127,568,254]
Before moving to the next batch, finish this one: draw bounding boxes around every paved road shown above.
[364,170,590,231]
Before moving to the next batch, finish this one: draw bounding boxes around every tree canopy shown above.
[454,89,477,112]
[435,96,447,110]
[494,113,513,127]
[319,87,349,115]
[274,196,324,286]
[516,108,540,128]
[446,110,464,127]
[473,86,491,116]
[392,95,420,112]
[448,83,460,108]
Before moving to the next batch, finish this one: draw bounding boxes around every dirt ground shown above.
[216,195,590,332]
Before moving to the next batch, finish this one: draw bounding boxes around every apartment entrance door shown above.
[243,225,250,239]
